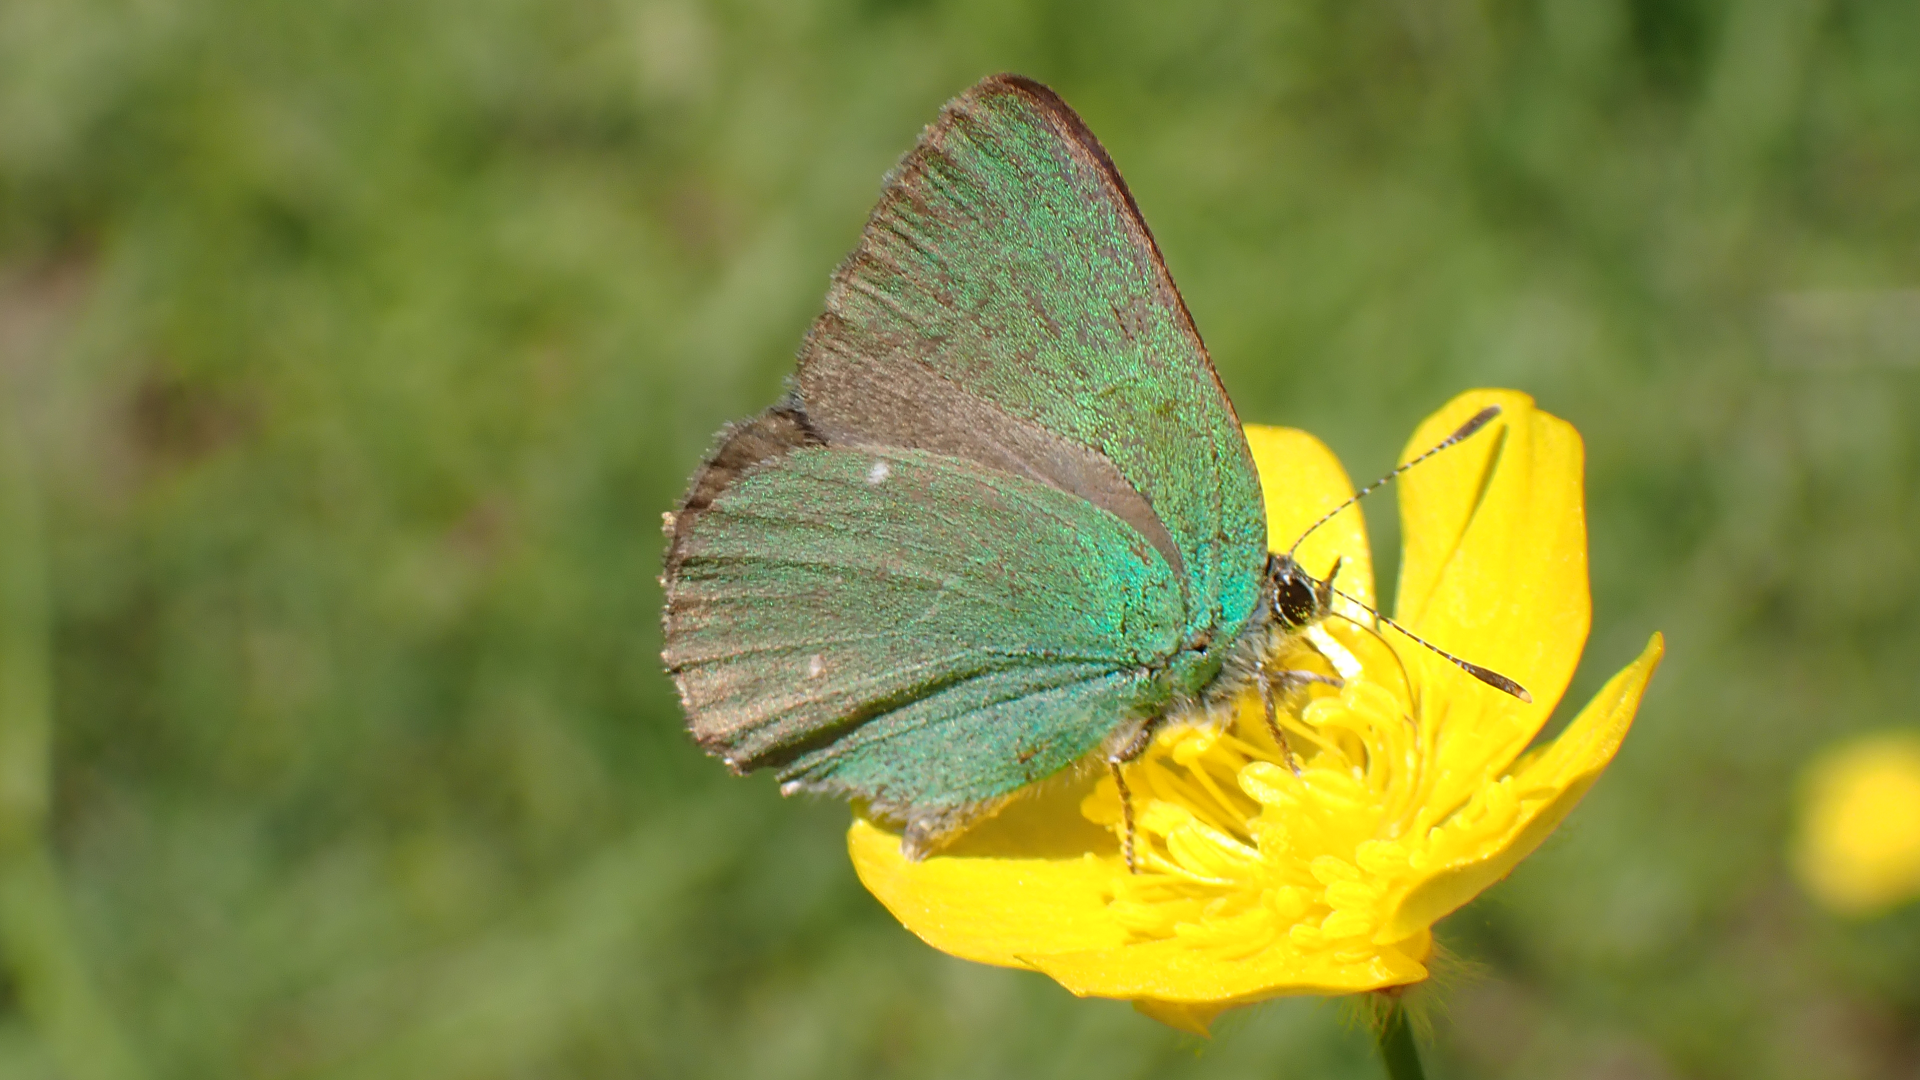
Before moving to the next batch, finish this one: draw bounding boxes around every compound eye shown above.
[1274,573,1320,628]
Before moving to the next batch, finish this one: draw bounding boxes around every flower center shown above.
[1083,623,1437,960]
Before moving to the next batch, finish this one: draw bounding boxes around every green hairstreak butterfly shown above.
[660,74,1522,860]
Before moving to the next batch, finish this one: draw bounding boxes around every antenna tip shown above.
[1452,405,1503,442]
[1460,659,1531,702]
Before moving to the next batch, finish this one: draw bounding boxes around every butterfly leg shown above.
[1108,760,1139,874]
[1257,666,1343,776]
[1105,717,1162,875]
[1253,670,1299,776]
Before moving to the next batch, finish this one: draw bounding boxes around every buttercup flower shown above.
[1792,731,1920,916]
[850,390,1663,1034]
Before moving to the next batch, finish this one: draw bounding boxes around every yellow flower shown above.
[849,390,1664,1035]
[1792,731,1920,916]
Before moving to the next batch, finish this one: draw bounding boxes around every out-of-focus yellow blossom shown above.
[1792,731,1920,916]
[849,390,1663,1035]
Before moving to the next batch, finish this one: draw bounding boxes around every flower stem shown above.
[1375,999,1426,1080]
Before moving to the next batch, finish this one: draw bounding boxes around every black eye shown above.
[1274,572,1319,628]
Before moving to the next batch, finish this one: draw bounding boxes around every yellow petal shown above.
[853,813,1431,1011]
[1392,391,1591,812]
[1381,633,1663,940]
[1792,731,1920,915]
[1027,934,1427,1003]
[848,817,1130,968]
[1243,424,1375,608]
[1132,999,1228,1037]
[839,400,1648,1037]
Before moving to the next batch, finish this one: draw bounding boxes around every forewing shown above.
[662,436,1184,814]
[798,74,1267,645]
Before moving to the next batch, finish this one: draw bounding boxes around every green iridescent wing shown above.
[664,417,1182,850]
[661,75,1267,852]
[798,75,1267,640]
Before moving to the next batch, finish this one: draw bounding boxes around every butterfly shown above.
[660,74,1521,861]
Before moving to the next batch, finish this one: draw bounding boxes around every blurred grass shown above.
[0,0,1918,1077]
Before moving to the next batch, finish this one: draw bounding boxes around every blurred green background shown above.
[1,0,1918,1076]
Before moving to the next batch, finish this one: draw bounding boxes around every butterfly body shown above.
[662,75,1277,856]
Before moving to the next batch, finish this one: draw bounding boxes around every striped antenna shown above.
[1286,405,1503,558]
[1327,583,1531,702]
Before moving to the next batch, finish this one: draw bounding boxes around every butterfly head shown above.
[1266,552,1336,631]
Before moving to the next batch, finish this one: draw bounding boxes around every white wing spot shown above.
[866,461,890,484]
[807,654,824,679]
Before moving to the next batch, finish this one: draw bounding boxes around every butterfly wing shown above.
[798,74,1268,649]
[663,414,1183,851]
[662,75,1269,851]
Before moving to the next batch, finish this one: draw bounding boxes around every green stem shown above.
[0,402,142,1080]
[1375,998,1426,1080]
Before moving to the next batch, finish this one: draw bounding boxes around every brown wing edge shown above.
[971,74,1247,434]
[663,401,821,567]
[660,401,827,725]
